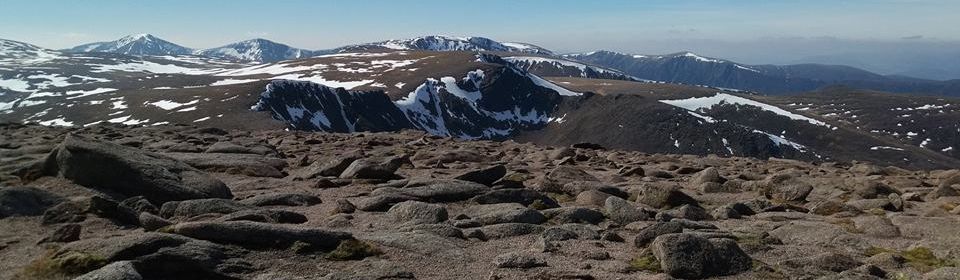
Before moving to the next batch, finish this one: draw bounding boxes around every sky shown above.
[2,0,958,78]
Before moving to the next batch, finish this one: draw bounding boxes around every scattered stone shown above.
[139,212,172,231]
[541,207,605,224]
[119,196,159,214]
[536,166,599,195]
[479,223,545,239]
[292,151,362,179]
[541,227,579,241]
[73,261,142,280]
[634,221,684,247]
[41,200,87,224]
[333,199,356,214]
[493,252,547,269]
[218,209,308,224]
[689,167,724,186]
[853,215,901,238]
[574,190,612,207]
[926,185,959,200]
[38,223,82,244]
[339,156,408,180]
[780,252,864,273]
[854,180,900,199]
[240,193,322,207]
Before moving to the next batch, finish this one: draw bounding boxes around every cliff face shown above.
[253,58,566,139]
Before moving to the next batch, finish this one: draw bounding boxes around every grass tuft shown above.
[326,239,382,261]
[18,249,107,279]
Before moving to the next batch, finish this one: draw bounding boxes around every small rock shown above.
[38,223,81,243]
[604,196,652,225]
[493,252,547,268]
[634,221,683,247]
[541,207,605,224]
[333,199,356,214]
[454,165,507,186]
[139,212,172,231]
[575,190,612,207]
[638,184,698,209]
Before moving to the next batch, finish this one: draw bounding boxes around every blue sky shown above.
[1,0,958,74]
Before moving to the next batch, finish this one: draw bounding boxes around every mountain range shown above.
[2,34,958,169]
[566,51,960,96]
[54,34,960,96]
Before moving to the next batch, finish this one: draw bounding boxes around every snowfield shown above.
[660,93,830,128]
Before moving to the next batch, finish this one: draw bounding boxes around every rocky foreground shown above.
[1,123,960,280]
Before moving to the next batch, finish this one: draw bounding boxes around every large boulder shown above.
[339,156,409,180]
[163,152,287,178]
[0,186,63,218]
[453,165,507,186]
[388,201,448,225]
[469,189,558,208]
[465,203,546,225]
[649,233,752,279]
[760,173,814,202]
[164,221,353,250]
[240,193,322,207]
[638,184,698,209]
[43,134,232,204]
[535,166,599,195]
[159,198,253,219]
[290,151,362,180]
[689,167,724,186]
[605,196,653,225]
[359,179,490,211]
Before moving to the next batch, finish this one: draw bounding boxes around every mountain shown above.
[565,50,960,96]
[337,35,554,55]
[67,34,193,56]
[0,38,63,64]
[3,38,960,169]
[503,56,642,82]
[194,38,317,63]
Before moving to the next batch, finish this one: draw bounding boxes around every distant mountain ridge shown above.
[564,50,960,96]
[335,35,554,55]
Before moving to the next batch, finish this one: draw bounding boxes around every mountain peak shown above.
[354,35,553,55]
[194,38,312,63]
[68,34,192,56]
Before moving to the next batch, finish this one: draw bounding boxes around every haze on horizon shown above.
[3,0,959,80]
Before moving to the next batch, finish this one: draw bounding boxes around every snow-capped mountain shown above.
[67,34,193,56]
[565,50,960,96]
[338,35,554,55]
[194,38,317,63]
[0,38,63,63]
